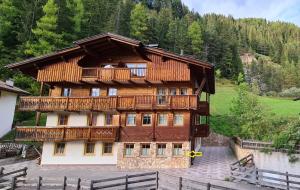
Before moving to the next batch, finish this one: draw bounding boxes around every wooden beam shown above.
[83,45,100,58]
[144,79,152,85]
[196,77,207,95]
[128,80,137,85]
[132,47,151,61]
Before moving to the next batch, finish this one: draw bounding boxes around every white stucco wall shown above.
[0,91,17,137]
[41,141,118,165]
[42,112,117,165]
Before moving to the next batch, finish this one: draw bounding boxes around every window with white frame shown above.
[142,114,152,126]
[157,88,167,104]
[180,88,188,95]
[174,113,184,126]
[126,113,136,126]
[90,88,100,97]
[141,144,150,156]
[169,88,177,95]
[54,143,65,155]
[158,113,168,126]
[84,142,95,155]
[124,144,134,156]
[62,88,71,97]
[127,63,146,77]
[108,88,117,96]
[157,144,166,156]
[173,144,183,156]
[103,142,113,154]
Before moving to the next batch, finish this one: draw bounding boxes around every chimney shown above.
[180,49,184,56]
[6,79,14,87]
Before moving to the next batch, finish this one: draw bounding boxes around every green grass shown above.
[210,80,300,136]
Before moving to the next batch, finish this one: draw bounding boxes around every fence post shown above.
[24,167,28,177]
[156,171,159,189]
[76,178,81,190]
[63,176,67,190]
[255,168,259,185]
[207,183,211,190]
[90,180,94,190]
[0,167,4,175]
[11,177,16,190]
[125,174,128,190]
[178,177,182,190]
[286,172,289,190]
[37,176,42,190]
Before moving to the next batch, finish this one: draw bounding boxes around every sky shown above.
[182,0,300,26]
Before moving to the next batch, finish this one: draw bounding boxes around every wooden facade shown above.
[8,33,215,146]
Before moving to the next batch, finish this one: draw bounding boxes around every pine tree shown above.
[25,0,63,56]
[130,3,149,43]
[187,21,203,58]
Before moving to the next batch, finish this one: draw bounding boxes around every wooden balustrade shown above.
[15,126,119,142]
[81,68,147,81]
[18,95,208,112]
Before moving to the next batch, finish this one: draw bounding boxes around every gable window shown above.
[103,142,113,155]
[91,88,100,97]
[105,114,113,126]
[141,144,150,156]
[157,144,166,156]
[127,64,146,77]
[174,113,184,126]
[169,88,177,95]
[54,143,65,155]
[157,88,167,104]
[58,114,68,126]
[158,113,168,126]
[62,88,71,97]
[142,114,152,126]
[108,88,117,96]
[124,144,134,156]
[126,113,136,126]
[180,88,188,95]
[173,144,183,156]
[84,142,95,155]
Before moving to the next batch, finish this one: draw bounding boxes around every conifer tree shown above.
[25,0,63,56]
[188,21,203,58]
[130,3,148,43]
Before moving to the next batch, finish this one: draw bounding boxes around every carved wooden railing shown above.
[15,126,119,142]
[82,68,147,81]
[18,95,208,112]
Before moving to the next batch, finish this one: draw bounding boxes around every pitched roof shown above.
[0,80,29,95]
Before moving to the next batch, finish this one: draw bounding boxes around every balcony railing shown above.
[82,68,147,81]
[15,126,119,142]
[18,95,209,112]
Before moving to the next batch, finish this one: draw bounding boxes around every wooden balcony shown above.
[194,124,210,137]
[18,95,209,113]
[15,126,119,142]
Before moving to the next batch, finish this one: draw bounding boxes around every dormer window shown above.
[127,64,146,77]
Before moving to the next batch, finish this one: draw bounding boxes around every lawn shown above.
[210,80,300,136]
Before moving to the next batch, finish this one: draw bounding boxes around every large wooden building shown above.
[7,33,215,168]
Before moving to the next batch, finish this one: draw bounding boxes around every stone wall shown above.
[117,141,191,169]
[230,140,300,175]
[202,132,230,146]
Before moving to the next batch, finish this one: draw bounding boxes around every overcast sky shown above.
[182,0,300,26]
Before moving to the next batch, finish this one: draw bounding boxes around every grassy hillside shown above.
[210,80,300,136]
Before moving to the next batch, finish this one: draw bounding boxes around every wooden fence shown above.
[0,167,28,189]
[230,154,300,190]
[234,137,300,154]
[90,171,158,190]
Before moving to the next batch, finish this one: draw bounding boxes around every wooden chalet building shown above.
[7,33,215,168]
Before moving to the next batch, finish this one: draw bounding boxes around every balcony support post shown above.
[35,82,44,126]
[152,112,157,141]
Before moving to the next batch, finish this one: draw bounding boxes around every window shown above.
[127,63,146,77]
[173,144,183,156]
[103,142,113,155]
[141,144,150,156]
[174,114,184,126]
[157,144,166,156]
[157,88,167,104]
[54,143,65,155]
[62,88,71,97]
[88,113,97,126]
[105,114,113,126]
[124,144,134,156]
[58,114,68,126]
[126,113,136,126]
[180,88,188,95]
[84,143,95,155]
[142,114,152,126]
[108,88,117,96]
[90,88,100,97]
[158,114,168,126]
[169,88,177,95]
